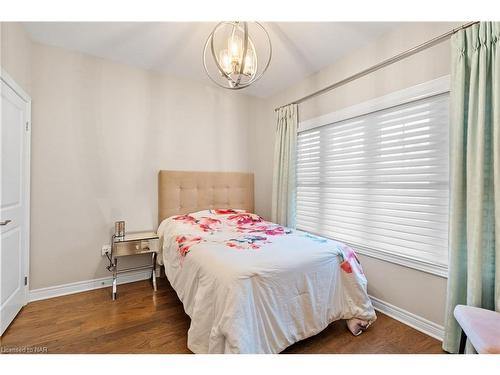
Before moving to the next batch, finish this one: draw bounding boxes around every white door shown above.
[0,73,31,336]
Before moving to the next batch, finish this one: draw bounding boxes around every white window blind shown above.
[296,92,449,271]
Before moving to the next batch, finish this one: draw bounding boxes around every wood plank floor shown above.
[0,278,444,354]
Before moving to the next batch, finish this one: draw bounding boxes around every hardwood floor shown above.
[0,278,444,354]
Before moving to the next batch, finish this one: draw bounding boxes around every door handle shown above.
[0,220,12,226]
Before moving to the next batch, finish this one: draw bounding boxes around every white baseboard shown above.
[28,270,152,302]
[369,295,444,341]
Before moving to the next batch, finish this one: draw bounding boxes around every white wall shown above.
[252,22,461,327]
[28,42,266,289]
[1,22,32,95]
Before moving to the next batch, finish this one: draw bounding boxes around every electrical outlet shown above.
[101,244,111,256]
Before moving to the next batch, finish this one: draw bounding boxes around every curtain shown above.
[443,22,500,353]
[271,104,298,227]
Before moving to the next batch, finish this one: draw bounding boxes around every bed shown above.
[157,170,376,353]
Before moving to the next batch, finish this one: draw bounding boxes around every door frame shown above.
[1,67,31,305]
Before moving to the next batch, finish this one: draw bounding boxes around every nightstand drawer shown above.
[113,238,159,256]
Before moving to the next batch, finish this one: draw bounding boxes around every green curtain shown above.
[443,22,500,353]
[271,104,298,227]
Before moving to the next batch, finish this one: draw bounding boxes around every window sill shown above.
[347,242,448,278]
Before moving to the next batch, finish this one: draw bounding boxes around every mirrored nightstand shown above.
[107,231,159,300]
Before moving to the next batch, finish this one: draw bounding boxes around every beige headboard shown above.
[158,170,254,223]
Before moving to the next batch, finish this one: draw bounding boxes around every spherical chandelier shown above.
[203,22,272,90]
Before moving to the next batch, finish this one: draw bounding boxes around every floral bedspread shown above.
[166,209,360,274]
[157,209,376,353]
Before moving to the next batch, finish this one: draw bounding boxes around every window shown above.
[296,78,450,276]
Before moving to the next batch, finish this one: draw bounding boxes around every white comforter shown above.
[157,209,376,353]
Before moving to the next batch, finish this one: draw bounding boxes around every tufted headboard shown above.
[158,170,254,224]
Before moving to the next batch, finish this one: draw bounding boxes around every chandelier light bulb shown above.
[228,34,242,60]
[243,53,254,76]
[219,49,231,74]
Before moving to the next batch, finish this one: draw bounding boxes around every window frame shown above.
[296,76,450,278]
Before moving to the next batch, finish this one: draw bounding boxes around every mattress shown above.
[157,209,376,353]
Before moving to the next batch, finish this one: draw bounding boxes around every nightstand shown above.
[108,231,159,300]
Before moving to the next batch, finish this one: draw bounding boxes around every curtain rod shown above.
[274,21,479,112]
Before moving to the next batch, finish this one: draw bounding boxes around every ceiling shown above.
[23,22,402,97]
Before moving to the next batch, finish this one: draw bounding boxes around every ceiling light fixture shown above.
[203,22,272,90]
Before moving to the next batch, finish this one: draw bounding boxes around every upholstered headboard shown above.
[158,170,254,223]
